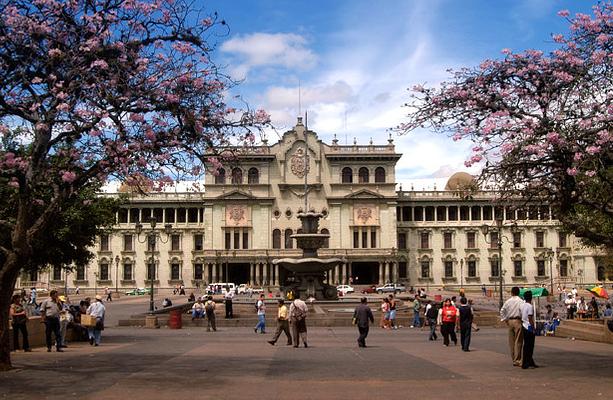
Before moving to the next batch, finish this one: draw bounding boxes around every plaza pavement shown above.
[2,322,612,400]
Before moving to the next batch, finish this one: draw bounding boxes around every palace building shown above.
[18,118,609,291]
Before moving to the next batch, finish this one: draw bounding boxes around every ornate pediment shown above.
[344,189,384,199]
[215,190,256,200]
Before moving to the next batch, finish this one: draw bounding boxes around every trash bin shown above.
[168,309,182,329]
[487,289,493,298]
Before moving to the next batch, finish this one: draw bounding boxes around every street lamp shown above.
[114,255,120,297]
[135,217,172,313]
[546,248,555,295]
[481,216,506,309]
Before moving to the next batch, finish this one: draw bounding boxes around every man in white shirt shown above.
[224,287,234,319]
[289,296,309,348]
[500,286,524,366]
[86,295,106,346]
[520,291,538,369]
[254,294,266,334]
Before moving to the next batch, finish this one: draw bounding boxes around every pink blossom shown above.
[129,113,145,122]
[61,171,77,183]
[8,179,19,188]
[552,34,564,43]
[546,132,561,144]
[48,48,62,58]
[585,170,596,177]
[566,167,577,176]
[557,10,570,17]
[586,145,601,155]
[573,153,583,161]
[90,60,109,69]
[501,48,512,55]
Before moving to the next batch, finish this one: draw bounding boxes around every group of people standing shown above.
[266,295,309,348]
[500,286,538,369]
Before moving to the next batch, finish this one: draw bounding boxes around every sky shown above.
[206,0,596,189]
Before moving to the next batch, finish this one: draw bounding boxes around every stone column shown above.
[378,262,384,285]
[392,262,398,283]
[342,263,347,285]
[263,262,269,286]
[348,262,353,284]
[249,262,255,285]
[274,265,279,286]
[385,261,390,284]
[204,262,210,284]
[255,262,261,286]
[212,262,218,282]
[334,265,339,285]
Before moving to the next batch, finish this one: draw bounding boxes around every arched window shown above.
[231,168,243,184]
[284,229,293,249]
[272,229,281,249]
[341,167,353,183]
[215,168,225,184]
[248,168,259,184]
[321,228,330,248]
[375,167,386,183]
[358,167,369,183]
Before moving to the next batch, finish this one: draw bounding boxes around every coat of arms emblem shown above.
[228,206,245,224]
[290,148,310,178]
[356,207,372,224]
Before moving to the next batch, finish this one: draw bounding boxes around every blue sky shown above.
[207,0,595,187]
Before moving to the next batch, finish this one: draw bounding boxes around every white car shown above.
[336,285,355,295]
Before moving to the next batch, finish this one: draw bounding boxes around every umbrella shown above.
[587,285,609,299]
[519,287,549,299]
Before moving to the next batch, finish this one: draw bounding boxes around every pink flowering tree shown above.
[0,0,269,369]
[397,4,612,249]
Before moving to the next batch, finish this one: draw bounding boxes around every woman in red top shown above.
[438,298,459,346]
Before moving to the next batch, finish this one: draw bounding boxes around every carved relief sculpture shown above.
[353,204,378,225]
[226,204,249,226]
[290,147,310,178]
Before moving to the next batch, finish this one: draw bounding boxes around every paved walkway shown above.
[2,325,612,400]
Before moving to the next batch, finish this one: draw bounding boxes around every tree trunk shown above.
[0,259,20,371]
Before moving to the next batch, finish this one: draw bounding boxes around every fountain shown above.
[273,209,343,300]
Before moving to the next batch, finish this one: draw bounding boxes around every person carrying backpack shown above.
[424,300,439,341]
[204,296,216,332]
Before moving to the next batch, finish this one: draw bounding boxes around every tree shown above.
[0,0,268,370]
[397,3,612,248]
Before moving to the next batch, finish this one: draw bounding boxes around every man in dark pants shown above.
[458,296,473,351]
[39,290,63,352]
[353,297,374,348]
[521,290,538,369]
[224,287,234,319]
[268,299,292,346]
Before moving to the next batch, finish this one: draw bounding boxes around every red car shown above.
[361,285,377,294]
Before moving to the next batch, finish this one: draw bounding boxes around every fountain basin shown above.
[272,257,344,274]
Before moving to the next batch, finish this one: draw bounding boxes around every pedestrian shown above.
[180,284,185,295]
[10,294,31,352]
[39,290,63,352]
[481,284,487,296]
[411,297,421,328]
[380,297,390,329]
[224,287,234,319]
[58,296,72,348]
[353,297,374,348]
[75,286,80,295]
[205,296,217,332]
[424,300,439,341]
[268,299,292,346]
[105,287,112,302]
[188,292,196,302]
[565,293,577,319]
[604,303,612,317]
[458,297,473,352]
[86,295,106,346]
[29,287,37,307]
[254,294,266,334]
[192,299,205,320]
[289,295,309,348]
[588,297,599,318]
[162,298,172,307]
[388,294,397,329]
[438,298,459,347]
[521,291,538,369]
[500,286,524,367]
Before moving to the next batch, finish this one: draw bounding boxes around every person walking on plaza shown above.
[58,296,73,348]
[380,297,390,329]
[424,300,439,341]
[204,296,216,332]
[353,297,374,348]
[192,298,205,320]
[500,286,524,366]
[105,287,112,302]
[10,294,31,352]
[458,297,473,352]
[268,299,292,346]
[388,294,397,329]
[39,290,63,352]
[86,295,106,346]
[520,291,538,369]
[437,298,459,346]
[411,297,421,328]
[224,287,234,319]
[290,295,309,348]
[254,294,266,334]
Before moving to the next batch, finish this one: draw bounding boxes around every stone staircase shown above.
[555,319,613,344]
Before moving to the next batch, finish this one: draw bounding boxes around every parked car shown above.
[336,285,355,295]
[237,284,264,295]
[125,288,152,296]
[375,283,406,294]
[361,285,377,294]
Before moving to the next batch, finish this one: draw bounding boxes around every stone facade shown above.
[17,118,609,291]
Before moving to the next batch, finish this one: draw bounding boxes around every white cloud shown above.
[221,33,317,79]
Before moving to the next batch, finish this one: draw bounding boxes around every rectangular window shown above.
[443,232,452,249]
[414,207,423,221]
[467,260,477,277]
[460,206,469,221]
[225,232,231,250]
[483,206,493,220]
[513,232,522,248]
[535,231,545,248]
[53,265,62,281]
[370,229,377,248]
[444,261,453,278]
[421,261,430,278]
[76,265,85,281]
[177,208,186,223]
[123,234,133,251]
[397,233,407,250]
[353,230,359,248]
[147,263,156,281]
[171,263,180,280]
[490,232,499,249]
[188,208,198,223]
[399,262,407,278]
[171,234,181,251]
[559,232,567,248]
[153,208,164,223]
[141,208,152,223]
[537,260,546,276]
[129,208,140,223]
[425,207,435,221]
[234,231,240,249]
[402,206,412,221]
[559,259,568,277]
[194,234,203,251]
[361,230,368,248]
[118,208,128,223]
[471,206,481,221]
[165,208,175,223]
[194,264,203,280]
[448,206,458,221]
[100,234,109,251]
[420,232,429,249]
[466,232,476,249]
[436,206,447,221]
[491,260,500,277]
[123,263,133,281]
[243,231,249,249]
[100,263,109,281]
[514,260,523,277]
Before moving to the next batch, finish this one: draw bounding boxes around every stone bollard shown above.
[145,314,159,329]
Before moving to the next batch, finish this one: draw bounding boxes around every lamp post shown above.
[481,216,505,309]
[94,272,99,296]
[135,217,172,313]
[114,255,120,298]
[460,258,464,290]
[546,248,555,295]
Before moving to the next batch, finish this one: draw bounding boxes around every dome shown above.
[445,172,476,191]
